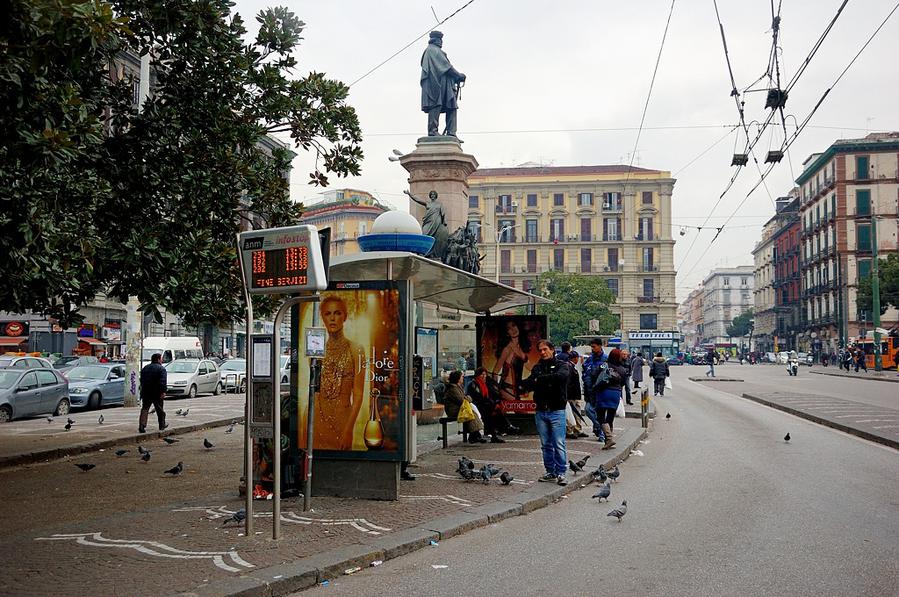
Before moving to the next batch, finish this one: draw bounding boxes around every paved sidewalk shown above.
[740,391,899,449]
[0,394,246,468]
[809,368,899,383]
[1,415,647,596]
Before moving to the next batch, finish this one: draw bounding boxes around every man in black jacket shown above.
[138,353,168,433]
[519,339,570,485]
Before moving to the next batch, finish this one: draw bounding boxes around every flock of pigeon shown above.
[455,456,513,485]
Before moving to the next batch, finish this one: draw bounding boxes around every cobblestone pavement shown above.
[0,393,246,463]
[1,417,645,596]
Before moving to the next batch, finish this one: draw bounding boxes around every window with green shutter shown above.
[858,259,871,280]
[856,155,869,180]
[857,223,871,251]
[856,190,871,216]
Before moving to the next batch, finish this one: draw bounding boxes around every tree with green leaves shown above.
[1,0,362,327]
[857,253,899,317]
[530,271,618,345]
[726,308,754,338]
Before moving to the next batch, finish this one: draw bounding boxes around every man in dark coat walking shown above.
[138,353,168,433]
[420,31,466,138]
[648,352,670,397]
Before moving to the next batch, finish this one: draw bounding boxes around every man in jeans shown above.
[520,339,571,486]
[581,338,607,443]
[138,353,168,433]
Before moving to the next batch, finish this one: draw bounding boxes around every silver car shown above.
[219,359,247,394]
[0,368,70,422]
[165,359,221,398]
[0,355,53,370]
[67,364,126,410]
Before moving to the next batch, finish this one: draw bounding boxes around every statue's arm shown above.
[404,190,426,207]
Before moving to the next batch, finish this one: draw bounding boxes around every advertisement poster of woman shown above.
[476,315,548,414]
[295,281,407,460]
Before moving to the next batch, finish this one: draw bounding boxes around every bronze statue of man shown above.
[420,30,466,138]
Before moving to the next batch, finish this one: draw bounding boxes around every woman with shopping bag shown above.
[592,348,628,450]
[443,370,486,443]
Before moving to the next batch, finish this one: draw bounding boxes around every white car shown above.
[164,359,221,398]
[280,355,291,385]
[219,359,247,394]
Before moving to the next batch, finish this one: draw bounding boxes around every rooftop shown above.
[470,164,667,178]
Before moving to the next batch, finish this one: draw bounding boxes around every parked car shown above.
[666,356,684,366]
[165,359,221,398]
[0,368,70,422]
[53,355,99,374]
[280,355,290,384]
[67,364,126,410]
[219,358,247,394]
[0,355,53,370]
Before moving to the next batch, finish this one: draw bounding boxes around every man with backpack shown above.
[581,338,607,443]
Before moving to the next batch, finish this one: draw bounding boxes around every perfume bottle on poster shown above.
[363,388,384,449]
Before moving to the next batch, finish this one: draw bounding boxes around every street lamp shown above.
[471,222,518,283]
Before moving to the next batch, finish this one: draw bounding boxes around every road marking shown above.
[35,532,254,573]
[173,506,391,534]
[871,425,899,430]
[401,495,474,507]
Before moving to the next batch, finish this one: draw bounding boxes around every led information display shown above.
[239,225,327,295]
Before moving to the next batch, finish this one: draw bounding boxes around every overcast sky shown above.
[235,0,898,300]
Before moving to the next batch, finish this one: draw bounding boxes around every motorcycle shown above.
[787,358,799,376]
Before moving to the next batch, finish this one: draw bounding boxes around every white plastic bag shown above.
[616,395,626,418]
[665,377,673,390]
[565,402,577,427]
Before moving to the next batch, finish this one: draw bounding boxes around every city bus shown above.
[857,335,899,370]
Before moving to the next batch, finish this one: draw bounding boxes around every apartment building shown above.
[299,189,389,256]
[771,198,801,351]
[466,164,677,338]
[752,195,798,352]
[701,266,755,346]
[796,132,899,351]
[679,287,705,349]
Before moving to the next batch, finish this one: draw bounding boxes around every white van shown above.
[141,337,203,367]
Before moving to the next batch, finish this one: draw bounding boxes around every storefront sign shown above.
[1,321,29,337]
[77,324,96,338]
[628,331,674,341]
[102,321,122,342]
[476,315,548,415]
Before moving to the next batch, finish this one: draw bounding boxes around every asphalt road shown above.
[304,366,899,596]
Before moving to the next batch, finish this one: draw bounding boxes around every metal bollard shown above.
[640,387,650,428]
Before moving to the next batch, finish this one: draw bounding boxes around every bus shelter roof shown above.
[329,251,550,315]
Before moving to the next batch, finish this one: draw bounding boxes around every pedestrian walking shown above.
[630,352,645,393]
[558,343,588,438]
[519,339,571,485]
[854,347,868,372]
[582,338,607,442]
[621,349,634,405]
[706,348,717,377]
[593,348,628,450]
[138,353,168,433]
[649,352,670,396]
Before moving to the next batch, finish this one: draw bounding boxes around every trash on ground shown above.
[429,540,439,546]
[370,560,383,567]
[432,565,448,569]
[320,580,330,587]
[344,566,362,575]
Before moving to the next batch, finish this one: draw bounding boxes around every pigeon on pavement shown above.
[75,463,96,472]
[592,465,608,483]
[64,422,72,431]
[500,472,514,485]
[225,423,236,433]
[784,432,791,442]
[478,465,500,484]
[592,482,612,502]
[140,451,151,462]
[607,500,628,521]
[203,438,214,449]
[569,460,583,473]
[46,417,53,423]
[607,465,620,482]
[67,418,76,425]
[98,414,104,424]
[115,449,129,457]
[666,412,671,420]
[138,445,148,455]
[164,461,184,476]
[222,508,247,527]
[163,437,179,445]
[175,409,183,415]
[575,455,590,469]
[178,409,189,417]
[458,466,477,481]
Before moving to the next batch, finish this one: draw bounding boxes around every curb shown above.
[808,369,899,384]
[0,416,244,470]
[183,426,649,597]
[740,392,899,451]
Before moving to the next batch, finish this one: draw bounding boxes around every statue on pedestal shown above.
[405,190,448,259]
[443,225,482,275]
[420,30,466,139]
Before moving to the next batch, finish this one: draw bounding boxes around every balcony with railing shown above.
[601,201,623,212]
[495,203,518,214]
[640,264,659,272]
[637,296,661,304]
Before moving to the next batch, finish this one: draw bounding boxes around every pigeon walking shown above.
[178,409,189,417]
[225,423,236,434]
[569,460,583,473]
[98,414,104,425]
[666,412,671,420]
[592,482,611,502]
[115,449,129,457]
[164,461,184,476]
[138,445,149,455]
[607,500,628,521]
[203,438,214,450]
[784,433,791,442]
[575,455,590,469]
[175,409,183,415]
[64,422,72,431]
[74,463,96,472]
[222,508,247,527]
[592,467,608,483]
[500,472,514,485]
[67,418,76,425]
[163,437,179,445]
[46,417,53,424]
[140,451,151,463]
[607,465,620,482]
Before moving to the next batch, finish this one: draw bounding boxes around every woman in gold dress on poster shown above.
[316,296,366,450]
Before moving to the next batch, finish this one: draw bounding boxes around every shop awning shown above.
[0,336,27,345]
[329,251,551,314]
[77,337,107,346]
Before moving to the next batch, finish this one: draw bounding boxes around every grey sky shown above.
[235,0,898,300]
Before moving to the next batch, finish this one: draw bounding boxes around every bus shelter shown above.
[277,251,549,501]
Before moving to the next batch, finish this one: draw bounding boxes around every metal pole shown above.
[236,233,254,537]
[871,214,882,371]
[304,359,318,512]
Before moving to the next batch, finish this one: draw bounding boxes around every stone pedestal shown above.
[400,137,479,234]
